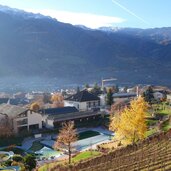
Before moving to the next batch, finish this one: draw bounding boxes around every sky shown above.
[0,0,170,29]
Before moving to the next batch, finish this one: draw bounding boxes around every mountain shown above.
[0,5,171,91]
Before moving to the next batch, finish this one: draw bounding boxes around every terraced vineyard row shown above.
[50,129,171,171]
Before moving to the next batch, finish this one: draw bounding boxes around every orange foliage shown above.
[51,93,64,108]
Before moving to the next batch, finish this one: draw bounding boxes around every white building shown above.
[113,93,137,102]
[64,90,100,111]
[0,104,42,134]
[153,92,164,100]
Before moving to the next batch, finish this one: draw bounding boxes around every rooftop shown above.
[47,110,103,122]
[65,90,100,102]
[113,93,137,98]
[0,104,28,118]
[39,106,78,115]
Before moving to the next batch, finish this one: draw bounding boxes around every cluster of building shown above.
[0,85,170,134]
[0,90,102,134]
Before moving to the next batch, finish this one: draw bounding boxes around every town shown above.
[1,82,171,171]
[0,1,171,170]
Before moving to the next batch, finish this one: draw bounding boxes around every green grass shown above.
[38,151,101,171]
[29,141,44,152]
[78,131,100,140]
[146,119,158,126]
[162,120,171,132]
[158,109,171,115]
[145,128,158,137]
[72,151,101,162]
[152,103,171,115]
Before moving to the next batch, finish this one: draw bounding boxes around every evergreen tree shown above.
[106,88,113,106]
[24,154,36,171]
[84,83,90,89]
[91,83,102,96]
[76,86,80,93]
[142,86,154,104]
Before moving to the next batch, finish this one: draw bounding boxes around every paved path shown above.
[73,134,111,151]
[21,134,53,151]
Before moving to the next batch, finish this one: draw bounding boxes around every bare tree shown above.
[54,121,78,164]
[0,113,13,137]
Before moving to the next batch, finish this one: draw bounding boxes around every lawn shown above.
[78,130,100,140]
[38,151,101,171]
[72,151,101,162]
[146,119,158,126]
[145,128,158,137]
[29,141,44,152]
[161,120,171,132]
[152,103,171,115]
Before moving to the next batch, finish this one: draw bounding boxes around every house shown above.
[0,97,29,106]
[167,94,171,103]
[113,93,137,102]
[64,90,100,111]
[0,98,9,105]
[153,92,164,100]
[39,106,103,129]
[0,104,42,133]
[39,106,78,128]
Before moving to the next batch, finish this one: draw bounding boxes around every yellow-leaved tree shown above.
[110,96,148,145]
[30,102,40,112]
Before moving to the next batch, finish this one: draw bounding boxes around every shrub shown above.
[13,155,23,162]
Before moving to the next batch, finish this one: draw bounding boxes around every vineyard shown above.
[49,129,171,171]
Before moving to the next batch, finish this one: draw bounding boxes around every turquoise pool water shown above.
[34,147,61,160]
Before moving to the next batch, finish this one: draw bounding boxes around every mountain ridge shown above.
[0,5,171,90]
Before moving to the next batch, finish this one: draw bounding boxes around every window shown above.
[17,119,28,125]
[18,112,27,118]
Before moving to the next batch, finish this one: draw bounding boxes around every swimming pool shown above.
[34,146,62,160]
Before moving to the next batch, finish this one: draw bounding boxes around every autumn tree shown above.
[51,93,64,108]
[110,96,148,145]
[0,114,13,137]
[110,100,128,116]
[30,102,40,112]
[0,125,13,138]
[54,121,77,164]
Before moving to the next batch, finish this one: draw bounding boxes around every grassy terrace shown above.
[38,150,101,171]
[162,120,171,132]
[72,151,101,162]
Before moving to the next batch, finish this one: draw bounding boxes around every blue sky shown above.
[0,0,170,29]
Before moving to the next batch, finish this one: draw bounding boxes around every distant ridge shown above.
[0,5,171,90]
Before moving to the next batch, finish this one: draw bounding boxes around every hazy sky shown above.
[0,0,170,29]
